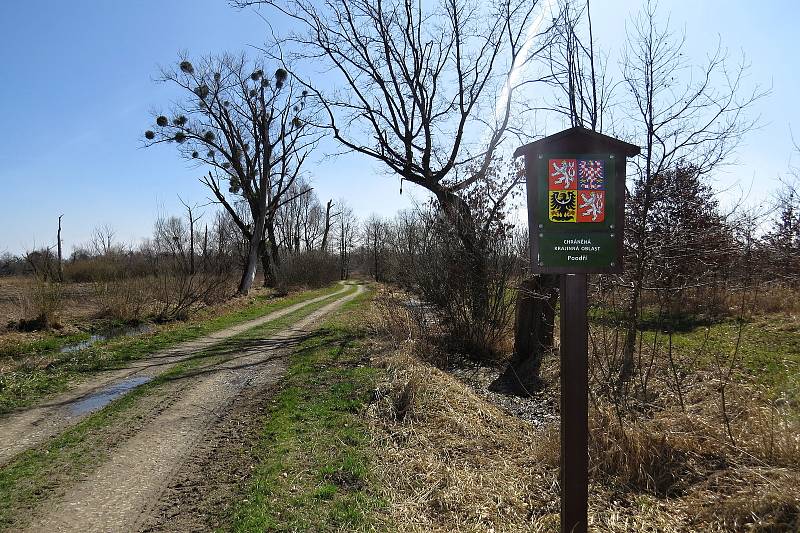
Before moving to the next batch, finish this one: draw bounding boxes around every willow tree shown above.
[144,53,321,294]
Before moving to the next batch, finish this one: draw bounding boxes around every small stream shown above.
[59,323,155,354]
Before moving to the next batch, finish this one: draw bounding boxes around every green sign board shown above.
[538,232,617,267]
[515,127,637,274]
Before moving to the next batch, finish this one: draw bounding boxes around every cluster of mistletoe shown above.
[143,55,310,199]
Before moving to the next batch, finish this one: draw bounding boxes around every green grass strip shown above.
[229,288,388,532]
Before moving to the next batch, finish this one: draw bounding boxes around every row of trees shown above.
[135,0,797,398]
[1,185,360,292]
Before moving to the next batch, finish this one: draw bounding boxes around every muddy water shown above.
[67,376,153,416]
[59,324,154,353]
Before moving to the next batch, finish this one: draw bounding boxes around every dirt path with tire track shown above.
[21,283,363,532]
[0,283,352,465]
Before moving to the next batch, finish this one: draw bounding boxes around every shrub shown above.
[152,272,230,322]
[274,250,338,294]
[17,279,63,330]
[93,277,152,323]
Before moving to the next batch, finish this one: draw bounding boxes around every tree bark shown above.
[202,224,208,272]
[189,211,195,275]
[237,213,266,295]
[321,199,334,252]
[261,222,280,288]
[435,189,490,321]
[492,274,559,396]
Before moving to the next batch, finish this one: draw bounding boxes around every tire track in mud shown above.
[0,283,352,465]
[23,284,363,533]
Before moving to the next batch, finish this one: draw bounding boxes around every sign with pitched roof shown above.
[514,127,640,274]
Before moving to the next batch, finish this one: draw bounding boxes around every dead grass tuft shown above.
[589,406,710,497]
[369,344,558,532]
[688,467,800,531]
[17,279,64,330]
[364,284,800,532]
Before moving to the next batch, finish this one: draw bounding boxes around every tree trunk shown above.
[189,213,195,275]
[202,224,208,272]
[618,276,642,388]
[57,215,64,283]
[321,199,334,252]
[339,216,347,280]
[237,215,265,295]
[492,274,559,396]
[261,222,280,288]
[373,233,379,280]
[435,189,490,321]
[238,245,259,295]
[260,252,276,288]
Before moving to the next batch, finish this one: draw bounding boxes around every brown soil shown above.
[137,361,275,532]
[0,283,352,465]
[19,284,362,532]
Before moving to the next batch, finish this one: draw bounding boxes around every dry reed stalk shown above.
[364,284,799,532]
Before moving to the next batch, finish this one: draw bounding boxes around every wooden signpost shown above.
[514,127,640,533]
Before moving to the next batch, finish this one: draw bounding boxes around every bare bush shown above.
[93,277,152,323]
[273,250,338,294]
[17,279,64,330]
[152,272,230,322]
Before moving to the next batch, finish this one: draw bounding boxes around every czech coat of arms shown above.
[548,158,605,223]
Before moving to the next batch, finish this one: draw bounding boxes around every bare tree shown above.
[363,215,387,281]
[320,199,338,253]
[144,53,322,294]
[545,0,613,131]
[764,161,800,284]
[90,224,117,257]
[335,201,358,280]
[236,0,554,318]
[178,196,204,275]
[617,0,765,385]
[56,214,64,282]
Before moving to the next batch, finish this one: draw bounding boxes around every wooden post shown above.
[560,273,588,533]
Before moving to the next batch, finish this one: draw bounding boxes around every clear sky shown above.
[0,0,797,254]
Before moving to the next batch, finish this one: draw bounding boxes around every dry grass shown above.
[0,277,98,331]
[93,278,152,323]
[363,285,800,532]
[368,344,557,532]
[365,286,558,532]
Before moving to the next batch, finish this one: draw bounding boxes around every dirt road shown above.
[20,283,362,532]
[0,283,352,465]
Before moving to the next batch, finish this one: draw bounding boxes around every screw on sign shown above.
[515,128,640,533]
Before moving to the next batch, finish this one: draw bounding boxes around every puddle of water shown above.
[68,376,153,416]
[60,324,154,354]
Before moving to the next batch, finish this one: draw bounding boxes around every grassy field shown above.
[588,302,800,401]
[642,314,800,399]
[229,288,388,532]
[0,283,344,413]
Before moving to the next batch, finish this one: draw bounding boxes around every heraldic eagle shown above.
[549,191,576,221]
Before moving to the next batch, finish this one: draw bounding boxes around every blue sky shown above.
[0,0,797,254]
